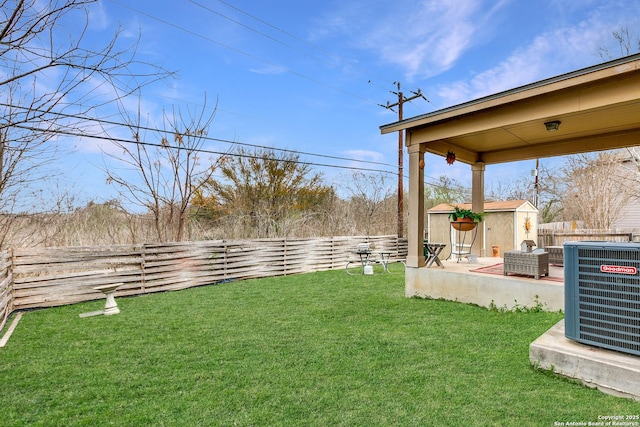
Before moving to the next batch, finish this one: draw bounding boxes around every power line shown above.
[8,120,470,193]
[195,0,396,91]
[11,118,471,192]
[0,102,396,169]
[107,0,382,106]
[12,123,398,176]
[3,103,470,192]
[187,0,341,72]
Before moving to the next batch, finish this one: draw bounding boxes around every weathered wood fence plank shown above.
[0,250,12,332]
[538,229,639,247]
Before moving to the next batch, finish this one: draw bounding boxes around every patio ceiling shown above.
[380,53,640,165]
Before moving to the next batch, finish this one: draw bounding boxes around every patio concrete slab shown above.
[406,257,565,312]
[530,319,640,401]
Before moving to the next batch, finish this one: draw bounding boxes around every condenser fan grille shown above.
[565,242,640,356]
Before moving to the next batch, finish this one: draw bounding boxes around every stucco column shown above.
[406,145,425,268]
[471,162,485,257]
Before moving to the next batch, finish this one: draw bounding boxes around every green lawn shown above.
[0,269,638,426]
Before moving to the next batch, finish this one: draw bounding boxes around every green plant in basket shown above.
[448,205,485,222]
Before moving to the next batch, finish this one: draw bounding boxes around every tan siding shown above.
[427,200,539,256]
[485,212,516,254]
[612,197,640,229]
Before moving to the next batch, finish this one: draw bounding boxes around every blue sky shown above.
[58,0,640,206]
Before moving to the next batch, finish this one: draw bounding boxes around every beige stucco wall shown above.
[405,264,563,312]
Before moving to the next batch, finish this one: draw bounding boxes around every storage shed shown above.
[427,200,538,258]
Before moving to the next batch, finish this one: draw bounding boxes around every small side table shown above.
[503,251,549,279]
[424,243,446,268]
[79,283,123,318]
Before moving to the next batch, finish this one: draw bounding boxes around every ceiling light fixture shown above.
[544,120,561,132]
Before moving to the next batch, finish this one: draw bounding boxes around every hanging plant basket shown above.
[451,218,477,231]
[447,205,484,229]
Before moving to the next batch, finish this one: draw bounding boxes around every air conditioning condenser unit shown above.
[564,241,640,356]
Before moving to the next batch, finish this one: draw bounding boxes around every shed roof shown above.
[428,200,536,213]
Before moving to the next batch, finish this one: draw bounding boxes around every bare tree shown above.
[340,172,395,236]
[560,152,629,228]
[599,26,640,60]
[598,27,640,204]
[0,0,170,248]
[104,98,222,242]
[486,163,564,223]
[425,175,467,208]
[533,165,566,223]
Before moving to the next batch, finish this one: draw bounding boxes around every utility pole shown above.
[382,82,427,238]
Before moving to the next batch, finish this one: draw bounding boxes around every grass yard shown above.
[1,269,638,426]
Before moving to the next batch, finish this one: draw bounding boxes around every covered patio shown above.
[380,53,640,301]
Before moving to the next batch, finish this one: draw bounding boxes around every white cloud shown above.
[352,0,511,80]
[249,64,288,75]
[435,1,640,106]
[88,1,109,31]
[343,149,384,163]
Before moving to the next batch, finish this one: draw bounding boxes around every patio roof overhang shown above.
[380,53,640,165]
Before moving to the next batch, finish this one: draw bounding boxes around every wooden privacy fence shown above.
[0,235,407,330]
[538,229,639,247]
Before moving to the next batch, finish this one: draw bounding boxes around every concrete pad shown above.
[530,319,640,401]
